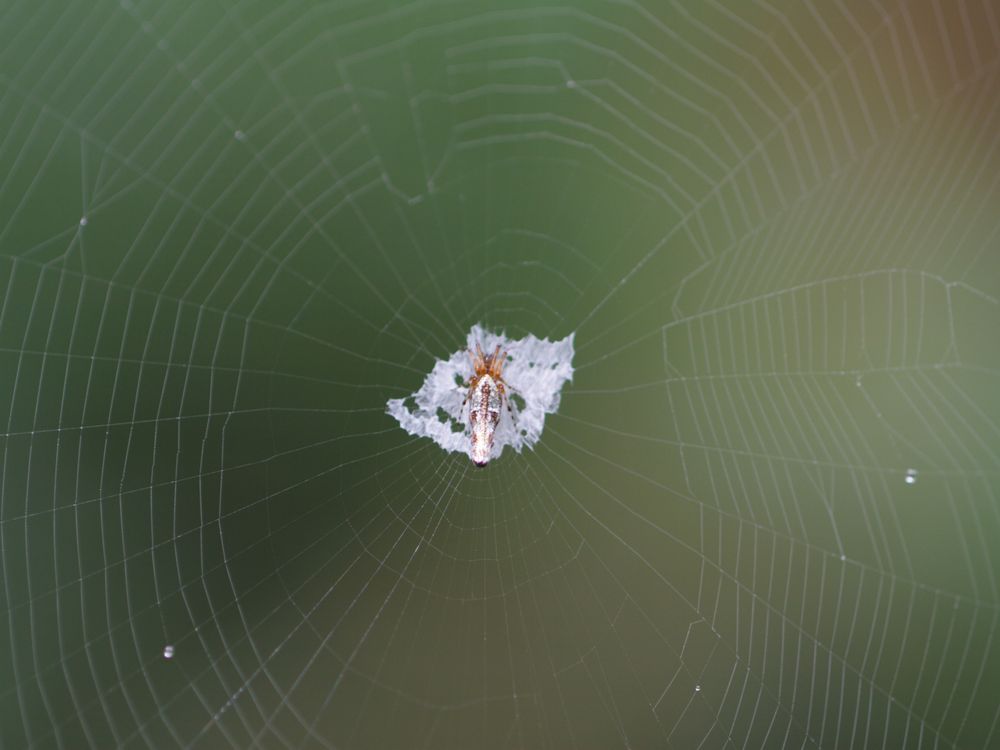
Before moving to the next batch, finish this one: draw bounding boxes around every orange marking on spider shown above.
[461,342,515,467]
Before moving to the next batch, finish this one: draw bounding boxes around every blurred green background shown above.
[1,1,999,748]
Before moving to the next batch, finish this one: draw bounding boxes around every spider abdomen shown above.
[470,374,502,466]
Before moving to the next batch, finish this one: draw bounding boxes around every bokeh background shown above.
[1,1,999,748]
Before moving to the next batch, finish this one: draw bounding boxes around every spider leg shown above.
[502,381,525,406]
[497,382,516,425]
[494,349,508,376]
[463,345,481,406]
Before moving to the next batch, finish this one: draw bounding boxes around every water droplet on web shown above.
[694,684,701,692]
[234,130,246,141]
[566,79,577,88]
[904,469,917,485]
[163,644,175,659]
[840,554,846,561]
[79,217,88,226]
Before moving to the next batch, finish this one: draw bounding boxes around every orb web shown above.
[0,2,998,750]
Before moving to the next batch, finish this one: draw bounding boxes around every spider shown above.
[461,342,515,467]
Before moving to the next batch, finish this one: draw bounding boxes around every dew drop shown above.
[904,468,917,485]
[234,130,245,141]
[566,79,577,89]
[840,554,846,561]
[163,644,175,659]
[694,684,701,692]
[79,216,88,226]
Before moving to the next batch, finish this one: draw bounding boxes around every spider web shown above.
[1,1,999,748]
